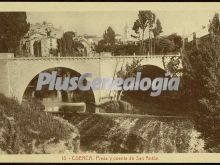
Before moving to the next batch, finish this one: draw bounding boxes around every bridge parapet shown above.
[0,54,180,61]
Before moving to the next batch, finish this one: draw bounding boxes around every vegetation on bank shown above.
[0,94,79,154]
[65,113,204,153]
[181,34,220,152]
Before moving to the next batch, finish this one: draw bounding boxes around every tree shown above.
[152,33,182,55]
[115,59,142,100]
[0,12,29,54]
[152,19,163,54]
[152,19,163,38]
[181,35,220,152]
[153,37,174,54]
[181,14,220,116]
[208,13,220,35]
[114,43,139,56]
[95,39,106,53]
[58,31,84,57]
[132,10,156,54]
[58,31,75,56]
[96,26,116,53]
[173,35,183,50]
[103,26,116,45]
[182,36,220,115]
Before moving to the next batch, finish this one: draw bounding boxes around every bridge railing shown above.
[0,54,181,61]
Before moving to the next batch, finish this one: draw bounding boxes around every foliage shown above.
[132,10,156,54]
[0,12,29,53]
[0,94,79,154]
[115,59,142,100]
[152,19,163,37]
[208,13,220,35]
[67,114,203,153]
[103,26,116,45]
[162,56,182,76]
[133,10,156,37]
[117,59,142,80]
[181,15,220,153]
[113,43,139,55]
[95,39,114,53]
[173,35,183,49]
[182,35,220,115]
[152,34,182,55]
[96,26,116,53]
[58,31,84,56]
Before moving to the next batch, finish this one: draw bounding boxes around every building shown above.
[33,36,58,57]
[74,34,103,56]
[40,36,58,57]
[187,27,208,42]
[20,22,63,57]
[185,26,209,49]
[73,36,93,56]
[82,34,102,45]
[115,34,123,43]
[21,32,46,56]
[123,24,139,43]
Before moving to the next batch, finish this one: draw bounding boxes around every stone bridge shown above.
[0,53,181,104]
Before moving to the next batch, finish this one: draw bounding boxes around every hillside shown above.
[0,94,80,154]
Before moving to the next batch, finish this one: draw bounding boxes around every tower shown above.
[124,24,129,42]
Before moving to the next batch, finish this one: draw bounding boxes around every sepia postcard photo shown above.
[0,2,219,163]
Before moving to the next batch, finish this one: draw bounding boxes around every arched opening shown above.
[124,65,166,100]
[22,67,96,113]
[122,65,178,115]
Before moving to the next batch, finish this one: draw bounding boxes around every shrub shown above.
[0,94,79,154]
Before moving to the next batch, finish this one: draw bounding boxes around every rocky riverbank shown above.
[64,113,205,153]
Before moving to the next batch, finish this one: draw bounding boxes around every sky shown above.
[27,11,216,37]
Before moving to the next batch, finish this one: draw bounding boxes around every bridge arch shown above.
[122,64,167,101]
[7,58,100,104]
[140,64,166,77]
[1,55,180,105]
[19,66,98,106]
